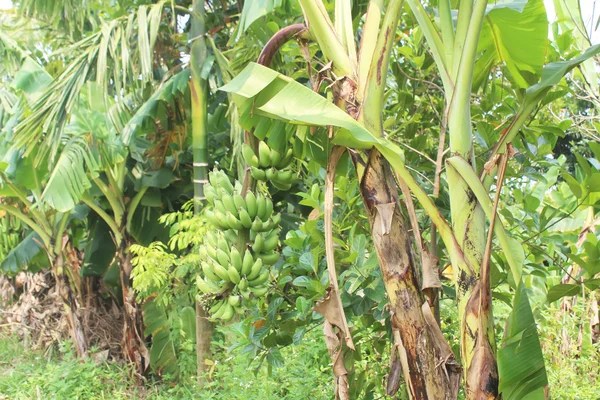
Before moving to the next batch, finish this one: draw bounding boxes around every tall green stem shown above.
[92,176,124,224]
[190,0,213,384]
[359,0,405,134]
[298,0,353,77]
[126,186,148,233]
[440,0,500,396]
[190,3,209,213]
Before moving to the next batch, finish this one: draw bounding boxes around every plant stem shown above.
[126,186,148,233]
[81,195,123,244]
[298,0,353,77]
[0,204,51,246]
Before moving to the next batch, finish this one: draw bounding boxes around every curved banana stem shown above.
[446,156,523,283]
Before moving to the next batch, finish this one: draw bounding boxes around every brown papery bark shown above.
[55,247,87,358]
[118,239,149,376]
[357,149,460,399]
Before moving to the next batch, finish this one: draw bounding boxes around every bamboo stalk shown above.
[190,0,214,384]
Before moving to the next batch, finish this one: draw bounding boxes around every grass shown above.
[0,329,332,400]
[1,301,598,399]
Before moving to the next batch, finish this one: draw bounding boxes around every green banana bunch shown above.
[242,142,294,170]
[199,169,286,322]
[242,142,297,190]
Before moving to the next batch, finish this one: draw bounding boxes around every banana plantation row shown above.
[1,0,599,399]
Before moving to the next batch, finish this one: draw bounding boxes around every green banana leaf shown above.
[143,299,178,376]
[236,0,284,39]
[474,0,548,90]
[180,306,196,344]
[524,44,600,104]
[122,69,190,145]
[0,231,48,275]
[81,216,117,277]
[219,62,380,150]
[498,282,548,399]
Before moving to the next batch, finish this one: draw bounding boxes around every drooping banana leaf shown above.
[0,231,48,275]
[143,299,178,376]
[81,216,116,278]
[219,62,380,149]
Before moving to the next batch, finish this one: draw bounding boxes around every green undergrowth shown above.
[1,301,598,399]
[538,302,600,400]
[0,328,332,400]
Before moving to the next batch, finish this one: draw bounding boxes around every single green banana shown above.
[277,148,294,169]
[260,218,274,232]
[269,148,282,166]
[224,229,238,244]
[212,209,227,228]
[233,193,246,210]
[216,236,230,254]
[225,212,243,231]
[228,295,241,307]
[211,301,228,320]
[206,244,217,260]
[204,186,217,205]
[216,248,230,267]
[265,167,276,181]
[230,247,243,272]
[258,141,272,168]
[205,209,218,226]
[252,233,264,253]
[262,198,273,222]
[251,167,266,181]
[259,251,280,266]
[262,232,279,253]
[199,245,208,259]
[228,265,241,284]
[217,174,234,195]
[221,193,239,218]
[256,196,266,220]
[238,278,249,291]
[238,207,253,229]
[245,191,257,219]
[213,199,227,215]
[242,143,259,168]
[250,217,264,232]
[209,300,225,315]
[271,180,292,191]
[241,249,254,275]
[208,171,219,188]
[202,261,221,282]
[249,269,269,287]
[220,303,234,322]
[213,262,231,282]
[274,169,294,184]
[247,258,263,280]
[197,276,218,294]
[252,286,268,297]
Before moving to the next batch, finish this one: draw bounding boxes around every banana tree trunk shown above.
[53,247,87,358]
[117,239,149,375]
[358,149,460,399]
[190,0,214,382]
[447,165,498,398]
[446,67,499,397]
